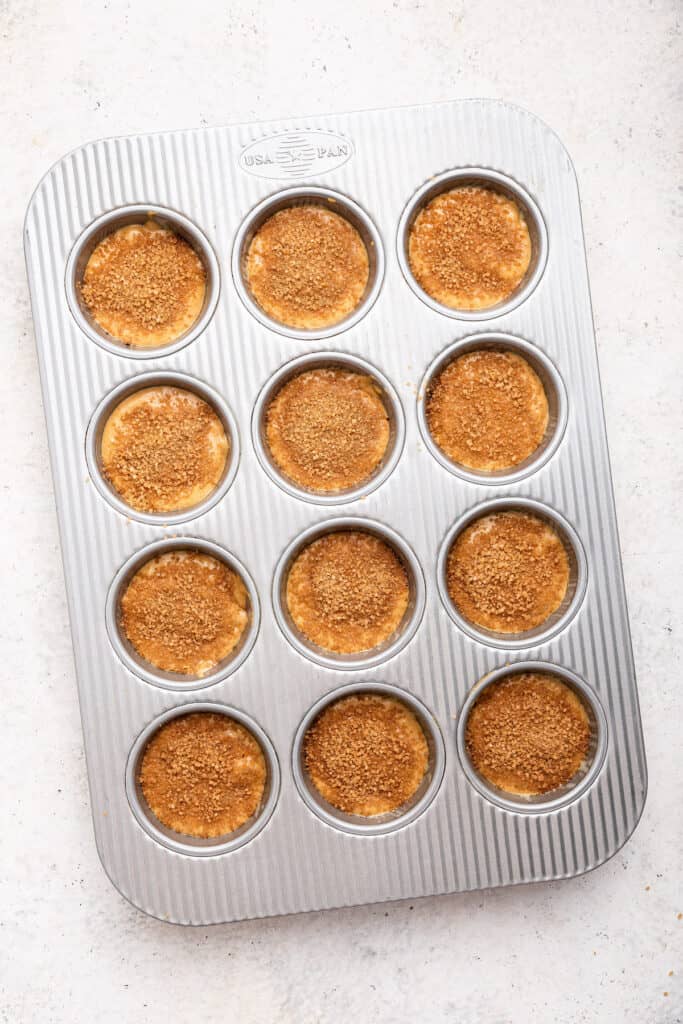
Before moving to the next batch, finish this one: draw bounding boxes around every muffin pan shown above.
[24,99,646,924]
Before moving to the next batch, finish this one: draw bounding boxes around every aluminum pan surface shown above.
[24,99,647,925]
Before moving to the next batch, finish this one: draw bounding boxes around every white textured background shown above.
[1,1,681,1022]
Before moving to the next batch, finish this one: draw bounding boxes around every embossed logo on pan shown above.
[239,130,354,179]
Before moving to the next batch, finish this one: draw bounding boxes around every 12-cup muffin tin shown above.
[24,99,647,924]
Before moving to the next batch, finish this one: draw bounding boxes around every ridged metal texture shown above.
[23,100,647,925]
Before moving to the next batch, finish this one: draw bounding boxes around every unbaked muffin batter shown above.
[246,204,369,329]
[101,386,229,513]
[447,511,570,633]
[265,367,390,492]
[426,349,548,471]
[120,550,249,676]
[286,531,409,654]
[80,219,206,347]
[408,186,532,310]
[304,694,429,815]
[139,712,266,837]
[465,672,590,796]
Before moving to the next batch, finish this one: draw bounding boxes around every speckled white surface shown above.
[1,1,681,1021]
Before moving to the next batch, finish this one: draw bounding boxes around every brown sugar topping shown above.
[408,186,532,310]
[286,531,410,654]
[120,551,249,676]
[101,386,229,513]
[304,694,429,815]
[80,220,206,346]
[465,672,591,796]
[447,511,570,634]
[246,204,369,329]
[265,367,390,492]
[139,712,267,838]
[426,349,549,471]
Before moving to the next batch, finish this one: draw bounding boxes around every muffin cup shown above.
[231,186,385,340]
[106,538,260,690]
[292,681,445,835]
[85,371,240,525]
[437,497,587,649]
[65,204,220,358]
[272,517,426,670]
[397,168,548,320]
[417,334,567,485]
[251,351,405,505]
[456,662,608,813]
[125,702,280,856]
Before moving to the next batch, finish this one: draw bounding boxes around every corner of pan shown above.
[23,123,198,246]
[459,97,581,181]
[24,136,108,241]
[560,774,648,884]
[84,811,177,925]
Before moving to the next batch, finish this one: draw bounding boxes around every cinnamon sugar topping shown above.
[466,672,591,796]
[80,220,206,348]
[447,511,570,633]
[286,531,410,654]
[120,551,249,676]
[426,349,549,471]
[101,386,229,513]
[408,186,532,310]
[246,204,369,329]
[265,367,390,492]
[139,712,266,838]
[304,694,429,815]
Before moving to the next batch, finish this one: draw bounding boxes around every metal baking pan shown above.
[24,99,647,925]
